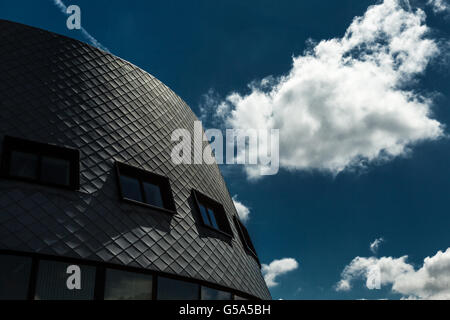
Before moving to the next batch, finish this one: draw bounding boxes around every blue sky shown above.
[1,0,450,299]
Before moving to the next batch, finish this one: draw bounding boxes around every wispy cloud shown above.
[52,0,109,52]
[370,237,384,254]
[427,0,450,14]
[262,258,299,288]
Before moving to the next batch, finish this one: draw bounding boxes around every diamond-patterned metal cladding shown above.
[0,20,271,299]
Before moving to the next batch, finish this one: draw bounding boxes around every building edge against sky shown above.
[0,19,270,300]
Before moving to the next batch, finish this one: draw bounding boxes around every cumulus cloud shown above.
[232,195,251,223]
[262,258,299,288]
[210,0,444,180]
[370,237,384,254]
[52,0,110,52]
[427,0,449,13]
[336,247,450,300]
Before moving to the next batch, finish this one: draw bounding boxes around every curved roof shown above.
[0,19,270,299]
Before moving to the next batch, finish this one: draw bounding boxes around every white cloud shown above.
[427,0,449,13]
[370,237,384,254]
[262,258,299,288]
[52,0,110,52]
[336,247,450,300]
[211,0,444,180]
[232,195,251,223]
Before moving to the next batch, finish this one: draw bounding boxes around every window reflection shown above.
[199,203,219,229]
[10,151,39,180]
[193,190,232,236]
[116,162,175,212]
[157,277,199,300]
[104,269,153,300]
[199,204,211,226]
[41,156,70,186]
[201,286,232,300]
[0,255,32,300]
[0,254,241,301]
[120,175,143,202]
[234,216,259,261]
[207,208,219,229]
[2,136,78,189]
[142,182,163,208]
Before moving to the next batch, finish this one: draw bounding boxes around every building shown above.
[0,20,270,300]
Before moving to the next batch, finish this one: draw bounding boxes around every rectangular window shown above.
[10,151,39,180]
[0,254,32,300]
[233,216,260,264]
[104,269,153,300]
[34,260,96,300]
[120,175,143,202]
[142,181,164,208]
[41,156,71,186]
[199,204,219,229]
[192,190,233,237]
[201,286,232,300]
[116,162,176,213]
[157,276,199,300]
[0,136,79,189]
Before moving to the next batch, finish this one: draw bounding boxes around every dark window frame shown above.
[115,161,176,215]
[0,135,80,190]
[233,215,260,266]
[192,189,233,238]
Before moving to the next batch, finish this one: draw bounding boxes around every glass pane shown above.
[0,254,32,300]
[157,277,199,300]
[104,269,152,300]
[41,156,71,186]
[142,182,164,208]
[120,175,143,202]
[234,295,248,300]
[9,151,39,180]
[34,260,96,300]
[241,222,257,254]
[199,204,211,226]
[201,286,232,300]
[207,208,219,229]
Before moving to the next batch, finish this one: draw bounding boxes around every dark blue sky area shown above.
[1,0,449,299]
